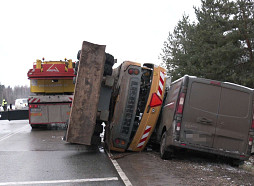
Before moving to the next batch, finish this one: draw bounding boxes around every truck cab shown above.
[108,62,166,152]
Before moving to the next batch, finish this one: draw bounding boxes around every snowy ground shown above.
[115,149,254,186]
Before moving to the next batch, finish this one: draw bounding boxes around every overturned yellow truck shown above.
[66,41,166,152]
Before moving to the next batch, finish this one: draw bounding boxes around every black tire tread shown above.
[75,61,79,73]
[31,124,39,129]
[91,134,101,145]
[105,53,115,66]
[230,158,244,167]
[94,123,103,134]
[77,50,81,60]
[160,132,172,160]
[104,64,113,76]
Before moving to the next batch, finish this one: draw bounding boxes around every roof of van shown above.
[171,75,196,84]
[224,82,253,91]
[171,75,253,91]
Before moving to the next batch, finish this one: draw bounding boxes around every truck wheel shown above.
[94,123,103,134]
[160,132,172,160]
[105,53,115,66]
[103,123,110,151]
[75,61,79,74]
[73,76,76,84]
[63,119,69,141]
[77,50,81,60]
[31,124,39,129]
[91,134,101,145]
[104,64,113,76]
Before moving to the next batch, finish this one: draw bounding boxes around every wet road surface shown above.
[1,120,253,186]
[0,120,124,186]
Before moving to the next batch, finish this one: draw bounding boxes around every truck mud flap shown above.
[0,110,29,120]
[66,41,106,145]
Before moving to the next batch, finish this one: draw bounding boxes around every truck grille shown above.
[121,80,139,135]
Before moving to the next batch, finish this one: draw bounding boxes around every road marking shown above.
[0,125,29,142]
[0,177,119,185]
[107,152,133,186]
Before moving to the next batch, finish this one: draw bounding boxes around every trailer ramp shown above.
[66,41,106,145]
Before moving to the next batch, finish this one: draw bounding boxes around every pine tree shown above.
[162,0,254,87]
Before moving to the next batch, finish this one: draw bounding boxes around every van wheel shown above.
[230,158,244,167]
[160,132,172,160]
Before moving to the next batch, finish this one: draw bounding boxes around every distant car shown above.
[15,99,28,110]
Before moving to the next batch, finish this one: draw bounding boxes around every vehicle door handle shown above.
[197,117,212,125]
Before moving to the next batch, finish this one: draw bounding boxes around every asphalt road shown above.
[1,120,253,186]
[0,120,125,186]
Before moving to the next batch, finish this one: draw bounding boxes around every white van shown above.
[15,98,28,110]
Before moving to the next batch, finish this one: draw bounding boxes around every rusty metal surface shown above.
[66,41,106,145]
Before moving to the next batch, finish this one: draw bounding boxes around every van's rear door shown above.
[213,84,252,154]
[180,78,220,147]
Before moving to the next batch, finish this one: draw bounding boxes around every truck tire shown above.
[31,124,39,129]
[94,123,103,135]
[77,50,81,60]
[91,134,101,145]
[104,64,113,76]
[63,119,69,141]
[102,122,111,151]
[105,53,114,66]
[73,76,76,84]
[160,132,172,160]
[75,61,79,74]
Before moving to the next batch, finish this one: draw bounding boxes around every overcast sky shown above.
[0,0,200,87]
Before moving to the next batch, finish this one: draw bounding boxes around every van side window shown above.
[189,82,220,114]
[219,88,250,117]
